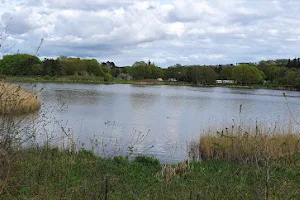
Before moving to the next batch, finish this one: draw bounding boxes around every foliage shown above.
[187,66,217,85]
[232,64,265,85]
[2,53,300,89]
[0,54,41,75]
[219,66,233,80]
[0,54,109,78]
[104,73,113,82]
[127,61,164,80]
[164,64,187,81]
[133,156,161,172]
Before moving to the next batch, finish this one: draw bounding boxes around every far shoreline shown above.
[4,76,300,92]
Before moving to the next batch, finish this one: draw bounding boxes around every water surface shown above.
[23,83,300,163]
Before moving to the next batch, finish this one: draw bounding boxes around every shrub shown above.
[43,75,51,80]
[104,73,113,82]
[133,156,161,171]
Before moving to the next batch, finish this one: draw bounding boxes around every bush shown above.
[133,156,161,172]
[43,75,51,80]
[113,156,130,165]
[0,74,7,80]
[104,73,113,82]
[78,148,96,158]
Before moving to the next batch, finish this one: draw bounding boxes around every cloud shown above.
[0,0,300,67]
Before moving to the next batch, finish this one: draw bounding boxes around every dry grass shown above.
[0,82,40,115]
[157,161,189,183]
[195,124,300,165]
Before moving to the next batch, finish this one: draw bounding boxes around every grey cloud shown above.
[1,0,300,67]
[1,12,33,34]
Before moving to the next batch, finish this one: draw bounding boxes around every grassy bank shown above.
[5,76,191,86]
[224,84,299,91]
[0,147,299,199]
[5,76,299,91]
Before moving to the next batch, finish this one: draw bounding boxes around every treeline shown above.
[257,59,300,87]
[1,54,300,88]
[0,54,117,81]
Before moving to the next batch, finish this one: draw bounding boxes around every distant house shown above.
[157,78,163,82]
[118,73,132,81]
[216,80,235,84]
[168,78,177,82]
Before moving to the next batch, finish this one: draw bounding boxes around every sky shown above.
[0,0,300,67]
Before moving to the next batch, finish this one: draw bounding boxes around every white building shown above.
[216,80,235,84]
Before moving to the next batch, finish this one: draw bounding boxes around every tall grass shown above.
[0,82,40,114]
[196,123,300,165]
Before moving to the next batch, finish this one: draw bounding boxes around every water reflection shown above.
[130,93,157,111]
[42,89,101,105]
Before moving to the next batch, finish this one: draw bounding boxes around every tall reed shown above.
[195,123,300,165]
[0,82,41,114]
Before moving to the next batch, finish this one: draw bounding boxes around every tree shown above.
[83,59,104,76]
[164,64,187,81]
[219,67,233,80]
[232,64,265,85]
[264,66,286,82]
[104,73,113,82]
[187,66,217,85]
[42,58,61,76]
[0,54,41,75]
[127,61,163,80]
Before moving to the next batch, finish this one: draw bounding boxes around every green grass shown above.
[7,76,193,87]
[1,147,299,199]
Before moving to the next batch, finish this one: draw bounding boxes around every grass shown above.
[1,147,299,199]
[224,84,299,91]
[0,82,40,114]
[5,76,194,86]
[7,76,300,91]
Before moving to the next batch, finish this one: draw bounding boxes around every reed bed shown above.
[196,124,300,165]
[0,82,40,115]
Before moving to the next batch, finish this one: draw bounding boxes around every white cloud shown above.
[0,0,300,67]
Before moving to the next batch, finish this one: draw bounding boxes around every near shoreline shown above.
[1,147,299,199]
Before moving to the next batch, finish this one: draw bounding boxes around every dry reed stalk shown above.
[0,82,41,115]
[158,162,188,183]
[197,125,300,165]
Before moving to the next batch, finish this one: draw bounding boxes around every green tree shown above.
[187,66,217,85]
[127,61,163,80]
[232,64,265,85]
[83,59,104,76]
[164,64,187,81]
[0,54,41,75]
[42,58,61,76]
[104,73,113,82]
[219,67,233,80]
[264,66,286,83]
